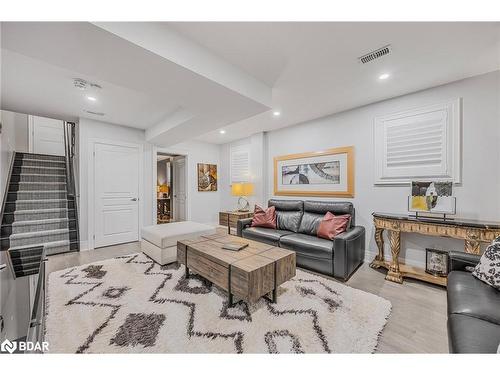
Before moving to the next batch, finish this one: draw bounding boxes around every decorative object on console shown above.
[274,146,354,197]
[197,163,217,191]
[472,237,500,290]
[317,212,351,240]
[370,212,500,286]
[251,205,277,229]
[409,181,455,216]
[425,248,449,277]
[231,182,254,211]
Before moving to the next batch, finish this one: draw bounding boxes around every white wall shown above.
[78,118,221,250]
[1,110,28,199]
[220,71,500,268]
[155,140,221,226]
[219,132,266,211]
[0,110,30,341]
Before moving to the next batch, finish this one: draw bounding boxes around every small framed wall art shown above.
[273,146,354,197]
[197,163,218,192]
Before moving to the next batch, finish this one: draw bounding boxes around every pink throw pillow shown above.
[317,212,350,240]
[251,205,277,229]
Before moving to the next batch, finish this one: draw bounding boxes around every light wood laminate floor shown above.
[46,238,448,353]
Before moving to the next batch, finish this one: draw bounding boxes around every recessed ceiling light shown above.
[87,96,97,101]
[272,111,281,117]
[378,73,390,80]
[219,129,226,134]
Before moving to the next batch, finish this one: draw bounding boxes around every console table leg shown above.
[228,293,234,307]
[185,266,190,279]
[386,230,403,283]
[465,239,481,254]
[370,227,385,268]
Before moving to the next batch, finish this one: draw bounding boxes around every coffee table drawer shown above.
[187,251,229,290]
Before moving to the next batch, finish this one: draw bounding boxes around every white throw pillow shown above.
[472,237,500,290]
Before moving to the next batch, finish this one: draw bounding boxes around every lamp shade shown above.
[231,182,254,196]
[158,184,169,194]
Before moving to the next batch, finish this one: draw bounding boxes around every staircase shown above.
[1,152,79,277]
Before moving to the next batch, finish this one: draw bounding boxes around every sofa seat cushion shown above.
[141,221,215,249]
[279,233,333,260]
[448,313,500,353]
[447,271,500,325]
[242,227,293,246]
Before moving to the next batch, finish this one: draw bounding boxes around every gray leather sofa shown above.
[447,251,500,353]
[237,199,365,280]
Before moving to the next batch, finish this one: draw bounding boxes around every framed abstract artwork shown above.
[197,163,218,192]
[273,146,354,197]
[409,181,456,215]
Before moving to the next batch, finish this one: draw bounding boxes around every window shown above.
[374,99,462,185]
[230,144,251,183]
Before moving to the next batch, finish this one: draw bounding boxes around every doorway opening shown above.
[156,152,187,224]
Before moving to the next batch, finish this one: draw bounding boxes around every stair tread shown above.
[11,218,70,226]
[13,208,70,214]
[20,165,66,174]
[14,190,67,193]
[12,181,66,185]
[10,228,71,239]
[9,239,71,251]
[13,199,67,203]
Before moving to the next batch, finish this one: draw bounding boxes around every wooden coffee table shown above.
[177,234,296,305]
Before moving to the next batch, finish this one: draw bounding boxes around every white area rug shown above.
[46,253,391,353]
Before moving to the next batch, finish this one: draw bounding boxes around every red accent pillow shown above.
[317,212,351,240]
[251,205,277,229]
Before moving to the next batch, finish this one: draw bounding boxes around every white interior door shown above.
[94,142,140,248]
[30,115,65,156]
[173,156,186,222]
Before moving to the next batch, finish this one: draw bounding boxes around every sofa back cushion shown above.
[299,201,354,235]
[251,205,277,229]
[268,199,303,233]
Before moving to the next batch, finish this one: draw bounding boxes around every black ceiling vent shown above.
[358,45,392,64]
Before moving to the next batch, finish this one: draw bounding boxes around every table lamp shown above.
[231,182,254,212]
[158,184,169,197]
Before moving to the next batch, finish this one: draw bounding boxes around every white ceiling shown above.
[2,22,499,145]
[0,22,270,144]
[168,22,500,143]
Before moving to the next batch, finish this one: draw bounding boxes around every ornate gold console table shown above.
[370,212,500,287]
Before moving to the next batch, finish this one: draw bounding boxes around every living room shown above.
[0,1,499,372]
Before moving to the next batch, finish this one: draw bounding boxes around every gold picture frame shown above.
[273,146,354,197]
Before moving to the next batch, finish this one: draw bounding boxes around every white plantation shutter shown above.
[230,144,251,183]
[374,99,461,184]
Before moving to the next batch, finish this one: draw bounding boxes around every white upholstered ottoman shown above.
[141,221,216,265]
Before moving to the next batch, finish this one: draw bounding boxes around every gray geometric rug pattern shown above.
[45,253,391,353]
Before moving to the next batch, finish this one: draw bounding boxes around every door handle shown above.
[131,198,137,201]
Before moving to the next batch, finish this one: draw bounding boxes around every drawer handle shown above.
[0,264,7,271]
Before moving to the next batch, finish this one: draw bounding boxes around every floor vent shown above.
[358,45,392,64]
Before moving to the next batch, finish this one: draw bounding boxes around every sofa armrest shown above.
[237,218,253,237]
[333,226,366,280]
[448,251,480,272]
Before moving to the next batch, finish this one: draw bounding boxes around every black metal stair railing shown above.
[63,121,80,252]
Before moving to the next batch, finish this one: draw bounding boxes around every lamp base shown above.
[237,196,250,212]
